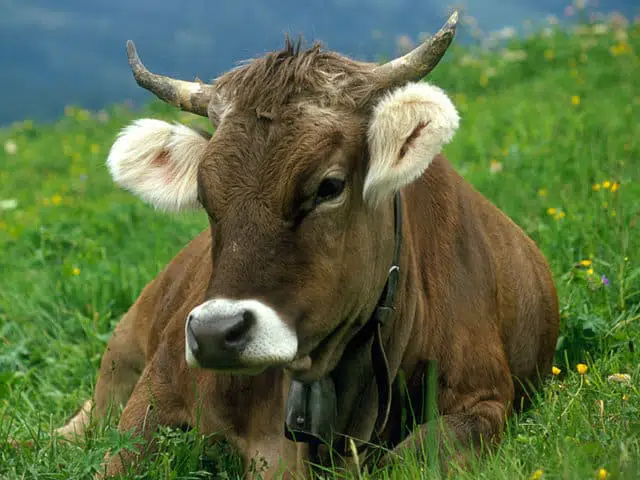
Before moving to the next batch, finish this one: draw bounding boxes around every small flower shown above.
[552,366,561,376]
[576,363,588,375]
[4,139,17,155]
[0,199,18,211]
[602,180,611,189]
[554,211,566,220]
[622,394,630,401]
[601,275,610,286]
[571,95,581,105]
[51,195,62,206]
[538,188,548,197]
[587,268,594,275]
[592,183,601,191]
[72,267,81,276]
[610,182,620,192]
[490,159,503,173]
[97,110,110,123]
[547,207,557,216]
[530,469,544,480]
[610,42,631,56]
[580,259,592,267]
[597,468,609,480]
[607,373,631,383]
[90,143,100,154]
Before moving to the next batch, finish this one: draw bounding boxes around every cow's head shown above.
[107,13,460,381]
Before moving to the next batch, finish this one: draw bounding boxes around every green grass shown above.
[1,18,639,480]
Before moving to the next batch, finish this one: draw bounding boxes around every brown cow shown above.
[56,11,559,478]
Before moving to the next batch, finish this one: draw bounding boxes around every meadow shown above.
[0,13,638,480]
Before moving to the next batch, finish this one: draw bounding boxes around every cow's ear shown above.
[364,82,459,206]
[106,119,209,212]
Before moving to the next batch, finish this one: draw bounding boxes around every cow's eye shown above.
[315,177,345,205]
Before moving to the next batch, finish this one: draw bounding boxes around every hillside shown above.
[1,16,639,479]
[0,0,637,126]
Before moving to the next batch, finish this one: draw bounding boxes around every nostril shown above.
[224,310,256,346]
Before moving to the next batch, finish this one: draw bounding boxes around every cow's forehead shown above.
[198,103,362,214]
[213,42,376,116]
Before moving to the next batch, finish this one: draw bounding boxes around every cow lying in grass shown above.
[56,11,559,478]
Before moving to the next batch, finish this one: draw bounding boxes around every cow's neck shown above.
[284,193,406,457]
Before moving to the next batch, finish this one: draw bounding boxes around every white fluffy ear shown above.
[363,82,459,206]
[106,118,209,212]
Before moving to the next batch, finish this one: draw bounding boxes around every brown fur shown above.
[57,43,559,478]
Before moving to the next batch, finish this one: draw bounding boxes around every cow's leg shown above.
[56,311,146,442]
[380,398,507,470]
[100,357,191,477]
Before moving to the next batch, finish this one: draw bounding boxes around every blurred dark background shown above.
[0,0,636,126]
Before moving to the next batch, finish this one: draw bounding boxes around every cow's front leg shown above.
[379,398,508,471]
[100,358,192,477]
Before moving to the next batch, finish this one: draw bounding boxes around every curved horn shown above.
[126,40,214,117]
[373,11,459,87]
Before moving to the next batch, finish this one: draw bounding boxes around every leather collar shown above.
[284,192,403,453]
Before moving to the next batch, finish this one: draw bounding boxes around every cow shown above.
[55,11,559,478]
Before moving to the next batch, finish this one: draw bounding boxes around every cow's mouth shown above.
[285,318,353,381]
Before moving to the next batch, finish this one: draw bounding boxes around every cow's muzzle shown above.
[184,298,298,371]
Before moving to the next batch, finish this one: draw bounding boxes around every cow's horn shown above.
[126,40,214,117]
[373,10,459,87]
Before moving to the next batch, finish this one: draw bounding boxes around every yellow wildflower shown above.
[538,188,548,197]
[72,267,81,276]
[52,195,62,206]
[547,207,556,216]
[571,95,581,105]
[576,363,588,375]
[597,468,608,480]
[552,366,561,376]
[602,180,611,189]
[592,183,601,191]
[610,182,619,192]
[90,143,100,154]
[555,211,566,220]
[622,394,630,401]
[530,469,544,480]
[580,259,592,267]
[587,268,594,275]
[610,42,631,56]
